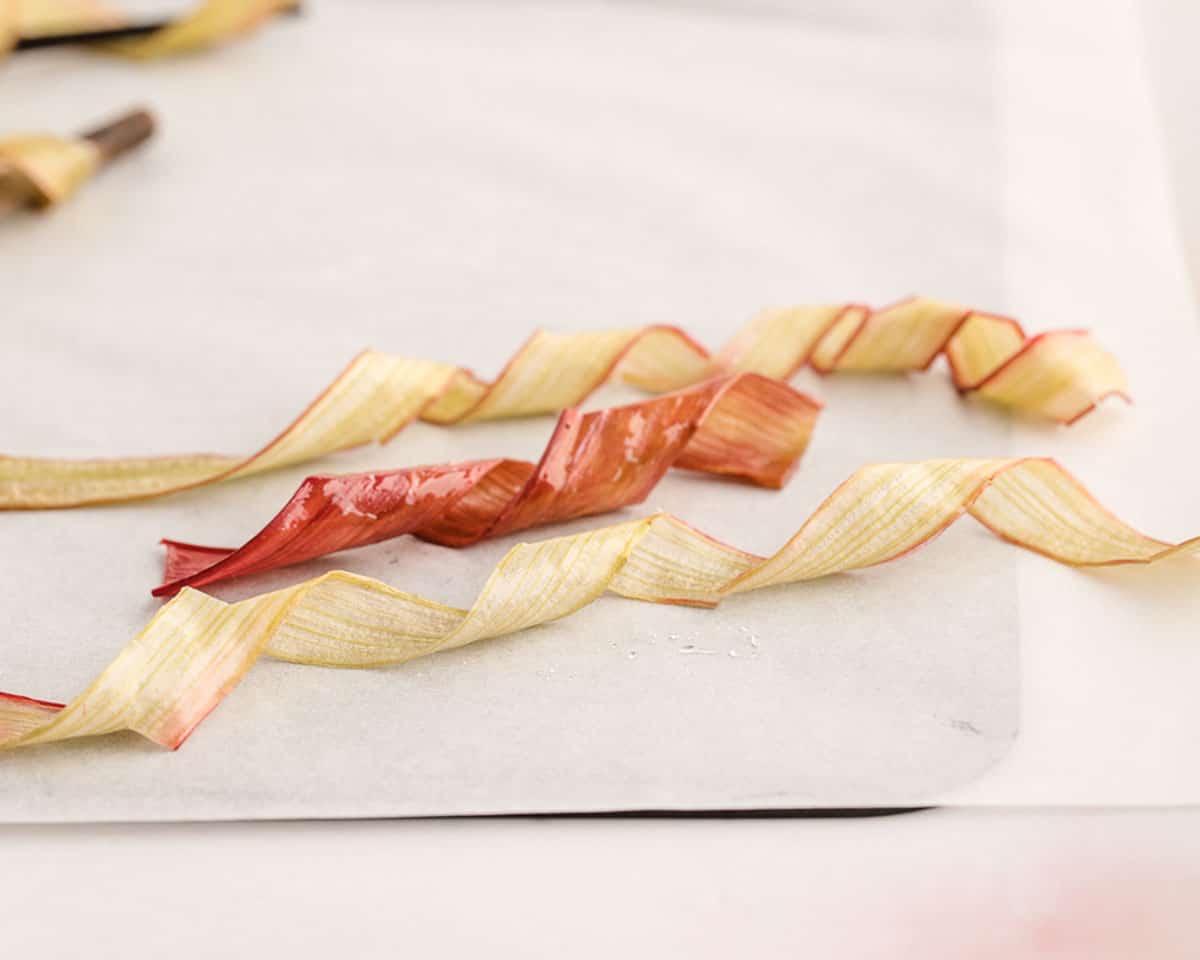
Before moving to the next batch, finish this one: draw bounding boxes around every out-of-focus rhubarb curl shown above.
[0,132,100,207]
[0,0,120,54]
[103,0,298,60]
[1,457,1193,753]
[1,0,295,59]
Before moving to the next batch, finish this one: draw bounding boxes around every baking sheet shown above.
[0,0,1024,819]
[2,0,1196,818]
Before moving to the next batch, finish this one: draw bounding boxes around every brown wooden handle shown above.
[79,108,156,165]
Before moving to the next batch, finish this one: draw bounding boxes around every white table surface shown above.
[4,0,1200,954]
[2,808,1198,958]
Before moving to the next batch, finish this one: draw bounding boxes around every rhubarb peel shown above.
[1,0,120,50]
[101,0,298,60]
[0,132,100,209]
[2,299,1129,510]
[1,0,295,58]
[154,374,820,596]
[2,458,1191,753]
[719,298,1129,425]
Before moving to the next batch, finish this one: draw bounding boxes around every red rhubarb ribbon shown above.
[154,373,819,596]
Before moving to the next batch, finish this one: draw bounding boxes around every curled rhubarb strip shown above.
[2,458,1193,753]
[1,298,1127,510]
[1,0,119,50]
[715,298,1130,425]
[0,108,155,217]
[1,0,294,59]
[0,132,100,209]
[154,374,819,596]
[0,329,711,509]
[101,0,298,60]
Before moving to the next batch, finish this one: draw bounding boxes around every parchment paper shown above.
[0,0,1193,819]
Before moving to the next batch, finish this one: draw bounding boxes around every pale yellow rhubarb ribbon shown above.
[1,0,294,59]
[0,132,100,209]
[103,0,297,60]
[1,108,155,216]
[1,457,1193,752]
[1,0,121,44]
[1,300,1130,509]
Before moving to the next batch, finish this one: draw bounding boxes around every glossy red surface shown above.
[154,374,819,597]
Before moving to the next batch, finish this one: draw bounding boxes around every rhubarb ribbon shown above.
[2,458,1192,752]
[2,299,1129,510]
[1,0,294,59]
[154,374,820,596]
[101,0,297,60]
[1,0,120,47]
[0,132,99,208]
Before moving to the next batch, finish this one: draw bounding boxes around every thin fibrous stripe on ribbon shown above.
[153,374,821,597]
[2,458,1193,753]
[2,298,1129,510]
